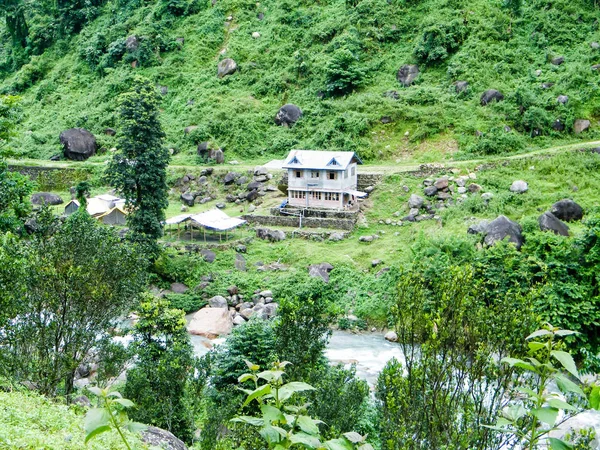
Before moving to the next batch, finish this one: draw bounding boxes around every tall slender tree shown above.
[106,76,169,258]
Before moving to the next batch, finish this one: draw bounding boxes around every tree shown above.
[124,296,196,442]
[0,210,146,397]
[0,159,33,233]
[376,266,538,450]
[106,75,169,259]
[0,0,29,47]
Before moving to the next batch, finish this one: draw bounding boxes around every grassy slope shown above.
[1,0,599,164]
[0,390,142,449]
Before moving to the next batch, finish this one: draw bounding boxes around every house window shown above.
[344,169,348,179]
[324,192,339,201]
[311,192,322,200]
[351,166,356,176]
[311,171,320,178]
[295,171,301,178]
[328,171,336,180]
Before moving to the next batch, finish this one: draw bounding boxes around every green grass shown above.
[0,0,598,164]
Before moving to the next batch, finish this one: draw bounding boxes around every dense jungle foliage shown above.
[0,0,598,163]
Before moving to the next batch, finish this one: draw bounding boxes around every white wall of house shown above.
[287,163,358,209]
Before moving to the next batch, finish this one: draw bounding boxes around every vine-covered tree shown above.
[106,75,169,259]
[0,0,29,47]
[0,159,33,233]
[0,210,146,397]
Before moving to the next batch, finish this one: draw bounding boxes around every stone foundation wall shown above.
[242,214,356,231]
[269,207,358,219]
[9,165,93,191]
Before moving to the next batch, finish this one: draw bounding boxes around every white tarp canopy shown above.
[345,190,368,198]
[165,213,193,225]
[190,209,246,231]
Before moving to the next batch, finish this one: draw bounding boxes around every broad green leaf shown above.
[297,415,320,435]
[261,404,285,424]
[245,360,260,371]
[526,329,552,340]
[502,404,527,421]
[323,438,354,450]
[258,370,284,382]
[555,374,584,396]
[551,351,579,379]
[87,386,103,397]
[113,398,134,408]
[528,342,547,352]
[231,416,265,426]
[547,397,577,411]
[548,437,574,450]
[238,373,256,383]
[501,357,536,372]
[290,432,321,448]
[343,432,364,443]
[532,407,558,426]
[554,330,577,337]
[481,425,513,433]
[589,386,600,410]
[278,382,315,402]
[243,383,271,406]
[84,407,110,435]
[259,425,285,445]
[106,391,122,399]
[84,424,111,443]
[125,421,147,434]
[358,444,375,450]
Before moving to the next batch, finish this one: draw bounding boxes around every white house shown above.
[283,150,365,209]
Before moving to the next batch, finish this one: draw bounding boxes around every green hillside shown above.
[0,0,598,164]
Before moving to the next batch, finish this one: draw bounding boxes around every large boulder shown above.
[187,308,233,339]
[538,212,569,236]
[509,180,528,193]
[548,410,600,450]
[200,249,216,263]
[408,194,424,209]
[125,35,140,52]
[224,172,237,185]
[210,148,225,164]
[180,192,195,207]
[467,220,489,235]
[217,58,237,78]
[31,192,64,206]
[574,119,591,134]
[396,64,419,86]
[384,331,398,342]
[551,199,583,222]
[308,262,334,283]
[551,56,565,65]
[256,228,286,242]
[480,89,504,106]
[60,128,97,161]
[208,295,228,308]
[141,426,187,450]
[454,80,469,93]
[235,253,247,272]
[274,104,303,127]
[484,215,524,249]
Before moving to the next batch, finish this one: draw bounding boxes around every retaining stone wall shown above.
[243,214,355,231]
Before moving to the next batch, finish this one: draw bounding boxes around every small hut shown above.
[97,207,127,226]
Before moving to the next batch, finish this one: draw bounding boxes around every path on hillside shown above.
[7,139,600,174]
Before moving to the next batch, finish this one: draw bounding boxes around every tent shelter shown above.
[164,209,247,241]
[64,200,80,216]
[97,207,127,226]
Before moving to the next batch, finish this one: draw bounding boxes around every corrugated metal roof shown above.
[87,198,111,216]
[190,209,247,231]
[282,150,361,171]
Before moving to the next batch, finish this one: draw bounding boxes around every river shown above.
[188,330,405,385]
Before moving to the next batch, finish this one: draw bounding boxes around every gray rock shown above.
[437,192,451,201]
[73,395,92,407]
[481,192,494,200]
[197,141,210,156]
[247,181,262,190]
[141,426,188,450]
[359,235,373,242]
[468,183,482,193]
[125,35,139,52]
[457,187,467,194]
[484,215,524,249]
[384,331,398,342]
[216,203,226,209]
[384,90,399,99]
[551,56,565,65]
[201,249,216,263]
[180,192,195,206]
[329,232,344,241]
[574,119,591,134]
[235,176,248,186]
[171,282,189,294]
[552,119,565,131]
[233,315,246,326]
[372,259,382,267]
[364,186,375,194]
[217,58,237,78]
[434,178,449,190]
[424,186,438,196]
[308,262,334,283]
[509,180,528,193]
[551,199,583,222]
[480,89,504,106]
[60,128,97,161]
[454,81,468,93]
[104,128,116,136]
[542,82,555,89]
[467,220,489,235]
[409,208,419,216]
[274,104,303,127]
[592,42,600,49]
[31,192,64,206]
[264,303,278,318]
[408,194,424,209]
[246,190,259,202]
[224,172,237,185]
[539,212,569,236]
[396,64,419,86]
[557,95,569,105]
[209,295,228,309]
[235,253,246,272]
[256,228,286,242]
[211,148,225,164]
[239,308,254,320]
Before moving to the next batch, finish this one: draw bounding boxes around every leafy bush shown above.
[413,16,467,64]
[466,128,526,155]
[164,291,207,313]
[325,48,368,96]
